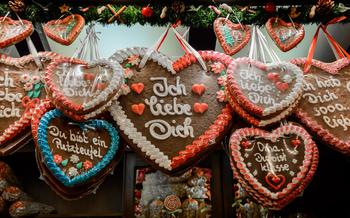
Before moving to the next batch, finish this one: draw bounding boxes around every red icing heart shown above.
[266,17,305,52]
[241,140,251,149]
[131,103,145,115]
[291,139,301,148]
[131,83,145,94]
[0,17,33,48]
[109,48,233,173]
[193,103,208,114]
[291,58,350,154]
[213,18,251,56]
[267,72,280,82]
[0,52,60,155]
[275,82,289,92]
[229,124,318,210]
[44,14,85,46]
[191,84,206,96]
[265,173,286,191]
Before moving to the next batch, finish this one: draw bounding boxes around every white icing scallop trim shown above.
[108,47,175,170]
[81,59,124,110]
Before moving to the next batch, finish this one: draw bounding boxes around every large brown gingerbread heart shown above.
[0,52,60,155]
[230,124,318,210]
[291,58,350,154]
[109,47,233,173]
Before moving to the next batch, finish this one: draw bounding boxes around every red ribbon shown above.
[304,16,350,72]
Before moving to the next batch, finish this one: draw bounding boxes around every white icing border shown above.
[108,47,174,170]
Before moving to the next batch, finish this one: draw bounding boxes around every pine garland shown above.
[0,2,349,27]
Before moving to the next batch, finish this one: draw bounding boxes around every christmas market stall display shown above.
[0,0,349,217]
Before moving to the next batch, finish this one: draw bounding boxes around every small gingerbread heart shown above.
[0,17,33,48]
[44,14,85,46]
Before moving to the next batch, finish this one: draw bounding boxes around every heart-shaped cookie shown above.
[226,57,304,118]
[230,124,318,210]
[45,58,124,121]
[266,17,305,52]
[214,18,251,56]
[36,108,120,187]
[0,52,60,155]
[291,58,350,154]
[44,14,85,46]
[0,17,33,48]
[109,47,233,173]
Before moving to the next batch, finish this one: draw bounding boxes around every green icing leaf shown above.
[76,162,83,169]
[124,63,132,68]
[34,83,42,91]
[61,159,68,167]
[222,25,235,47]
[27,90,34,98]
[33,90,41,98]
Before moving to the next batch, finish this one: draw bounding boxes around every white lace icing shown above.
[108,47,174,170]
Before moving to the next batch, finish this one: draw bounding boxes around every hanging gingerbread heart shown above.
[0,17,33,48]
[226,57,304,120]
[229,124,319,210]
[291,58,350,154]
[109,47,233,173]
[266,17,305,52]
[214,18,251,56]
[0,52,60,155]
[45,58,124,121]
[35,108,121,187]
[44,14,85,46]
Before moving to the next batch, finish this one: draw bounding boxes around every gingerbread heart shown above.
[45,58,124,121]
[214,18,251,56]
[291,58,350,154]
[266,17,305,52]
[109,47,233,173]
[226,57,303,118]
[230,124,318,210]
[36,108,120,187]
[0,17,33,48]
[0,52,60,155]
[44,14,85,46]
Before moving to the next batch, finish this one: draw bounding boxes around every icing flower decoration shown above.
[23,82,33,91]
[124,68,134,79]
[70,154,80,164]
[210,62,225,74]
[83,160,93,170]
[127,55,140,66]
[20,74,30,83]
[216,90,226,102]
[217,76,226,86]
[53,154,63,164]
[68,167,79,177]
[31,75,40,84]
[121,84,131,95]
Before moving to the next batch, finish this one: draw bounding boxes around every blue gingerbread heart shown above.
[37,109,119,187]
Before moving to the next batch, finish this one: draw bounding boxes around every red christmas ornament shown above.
[264,2,276,13]
[141,6,153,17]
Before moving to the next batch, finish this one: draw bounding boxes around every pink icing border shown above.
[291,57,350,153]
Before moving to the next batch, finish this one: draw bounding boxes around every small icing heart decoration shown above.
[131,83,145,94]
[0,52,60,155]
[213,18,251,55]
[192,84,206,96]
[36,109,120,187]
[45,58,124,121]
[292,58,350,154]
[266,17,305,52]
[44,14,85,46]
[229,124,319,210]
[193,103,208,114]
[0,17,33,48]
[131,103,145,115]
[109,47,233,173]
[225,57,303,124]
